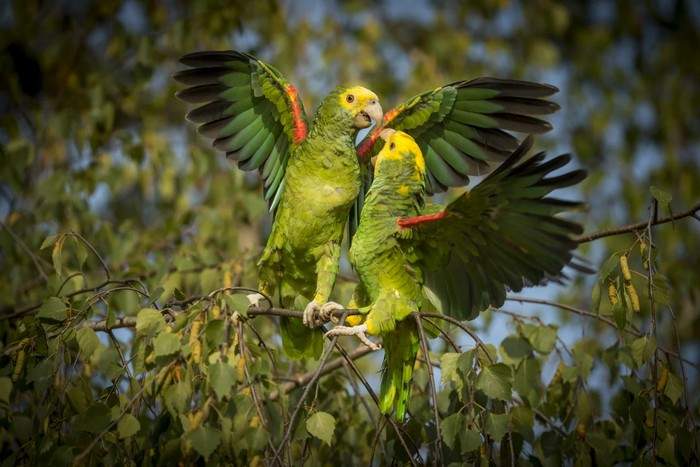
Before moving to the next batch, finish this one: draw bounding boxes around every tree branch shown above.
[505,296,699,370]
[575,201,700,243]
[415,314,443,466]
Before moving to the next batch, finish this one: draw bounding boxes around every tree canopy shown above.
[1,0,699,465]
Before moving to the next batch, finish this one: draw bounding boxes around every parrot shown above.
[326,130,586,421]
[175,49,561,359]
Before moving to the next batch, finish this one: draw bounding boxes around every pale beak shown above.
[365,99,383,124]
[354,99,383,129]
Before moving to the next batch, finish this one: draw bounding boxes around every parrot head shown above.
[329,85,383,129]
[373,129,425,183]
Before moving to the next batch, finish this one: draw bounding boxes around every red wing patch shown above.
[397,211,447,228]
[286,85,307,144]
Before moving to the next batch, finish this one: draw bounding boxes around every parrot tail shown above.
[379,321,419,422]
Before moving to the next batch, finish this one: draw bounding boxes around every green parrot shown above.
[175,50,561,359]
[326,130,586,421]
[175,51,382,358]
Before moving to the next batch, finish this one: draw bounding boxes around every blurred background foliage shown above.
[0,0,699,465]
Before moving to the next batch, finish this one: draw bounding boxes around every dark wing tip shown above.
[179,50,246,67]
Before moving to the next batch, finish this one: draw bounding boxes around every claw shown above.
[319,301,344,324]
[303,300,322,328]
[246,293,266,309]
[324,324,381,351]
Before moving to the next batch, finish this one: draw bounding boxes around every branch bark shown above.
[575,201,700,243]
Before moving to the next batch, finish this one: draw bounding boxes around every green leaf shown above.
[40,234,59,250]
[475,363,512,400]
[500,336,532,363]
[199,268,220,294]
[75,403,111,433]
[0,377,12,403]
[598,253,620,281]
[153,332,180,357]
[460,429,481,453]
[485,413,508,441]
[163,381,190,415]
[118,414,140,439]
[514,357,541,406]
[441,413,463,449]
[37,297,67,323]
[650,186,672,206]
[630,336,656,368]
[76,327,100,358]
[520,324,557,354]
[306,411,335,446]
[159,273,181,302]
[659,434,677,466]
[135,308,165,337]
[440,352,462,392]
[205,320,226,349]
[52,237,65,277]
[209,361,235,400]
[188,426,221,460]
[664,372,683,405]
[510,406,534,442]
[224,294,251,317]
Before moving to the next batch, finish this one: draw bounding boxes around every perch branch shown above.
[575,201,700,243]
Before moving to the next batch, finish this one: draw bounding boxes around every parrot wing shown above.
[397,136,587,320]
[357,77,559,192]
[174,50,309,213]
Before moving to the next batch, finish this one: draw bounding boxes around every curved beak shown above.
[353,99,383,129]
[365,99,383,124]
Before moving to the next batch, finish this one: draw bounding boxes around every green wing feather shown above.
[351,77,559,240]
[399,136,586,320]
[174,50,308,213]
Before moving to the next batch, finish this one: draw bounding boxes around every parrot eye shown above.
[389,142,396,150]
[346,94,355,103]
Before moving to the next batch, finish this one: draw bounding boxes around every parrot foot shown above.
[303,300,324,328]
[324,324,381,351]
[246,293,266,309]
[319,301,345,324]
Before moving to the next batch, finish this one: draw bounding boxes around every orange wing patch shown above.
[397,211,447,229]
[286,85,307,144]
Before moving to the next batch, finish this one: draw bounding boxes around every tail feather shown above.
[379,322,420,421]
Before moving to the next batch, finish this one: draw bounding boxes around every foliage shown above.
[1,0,699,465]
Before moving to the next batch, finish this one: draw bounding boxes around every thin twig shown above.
[575,201,699,243]
[271,345,375,399]
[415,314,443,466]
[646,200,659,465]
[1,221,49,282]
[418,312,494,364]
[505,296,698,370]
[422,316,461,352]
[237,321,279,467]
[68,231,111,280]
[326,333,422,466]
[272,313,348,464]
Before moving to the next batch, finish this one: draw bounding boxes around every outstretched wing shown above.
[349,78,559,242]
[398,136,586,320]
[174,50,309,212]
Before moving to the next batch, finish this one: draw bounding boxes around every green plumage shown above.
[348,133,585,420]
[176,51,367,359]
[259,91,362,358]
